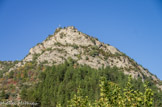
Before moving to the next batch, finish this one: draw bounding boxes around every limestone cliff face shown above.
[24,26,120,67]
[21,26,162,90]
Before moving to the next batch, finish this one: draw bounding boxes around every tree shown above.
[20,87,27,100]
[0,89,6,99]
[144,82,154,107]
[9,71,14,78]
[0,89,9,100]
[68,87,92,107]
[67,76,154,107]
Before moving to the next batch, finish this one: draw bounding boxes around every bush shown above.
[32,53,40,61]
[86,56,89,60]
[46,48,52,51]
[72,44,79,49]
[60,32,65,38]
[89,50,99,57]
[9,71,14,78]
[91,39,96,45]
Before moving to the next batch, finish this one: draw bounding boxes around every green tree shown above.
[20,87,27,100]
[144,82,154,107]
[0,89,6,99]
[68,87,92,107]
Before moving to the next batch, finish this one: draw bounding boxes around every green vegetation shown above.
[0,58,161,107]
[9,71,14,78]
[72,44,79,49]
[0,61,18,78]
[77,54,81,60]
[32,53,41,61]
[54,48,67,53]
[46,48,52,51]
[89,50,99,57]
[0,89,9,100]
[89,36,98,45]
[45,34,54,41]
[16,61,162,107]
[54,42,65,47]
[60,32,66,38]
[1,27,162,107]
[89,46,100,57]
[67,76,154,107]
[54,27,62,35]
[91,39,96,45]
[86,56,89,60]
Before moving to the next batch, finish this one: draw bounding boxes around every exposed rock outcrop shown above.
[5,26,162,90]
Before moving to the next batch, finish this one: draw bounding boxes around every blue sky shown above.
[0,0,162,80]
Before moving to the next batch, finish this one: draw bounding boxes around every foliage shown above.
[46,48,52,51]
[0,61,17,78]
[54,42,65,47]
[45,34,54,41]
[0,89,9,100]
[72,44,79,49]
[85,56,89,60]
[60,32,66,38]
[67,87,92,107]
[90,37,96,45]
[89,50,99,57]
[9,71,14,78]
[18,61,161,107]
[32,53,40,61]
[1,59,161,106]
[67,76,154,107]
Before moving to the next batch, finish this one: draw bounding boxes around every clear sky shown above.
[0,0,162,80]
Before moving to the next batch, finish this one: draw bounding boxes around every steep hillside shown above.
[0,61,19,78]
[19,26,161,89]
[0,26,162,106]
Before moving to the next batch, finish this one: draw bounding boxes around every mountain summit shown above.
[0,26,162,105]
[22,26,159,82]
[4,26,159,90]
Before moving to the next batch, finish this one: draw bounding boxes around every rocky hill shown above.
[10,26,159,90]
[0,26,162,106]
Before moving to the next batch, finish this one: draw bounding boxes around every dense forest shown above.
[11,59,161,107]
[0,58,162,107]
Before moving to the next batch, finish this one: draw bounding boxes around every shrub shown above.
[9,71,14,78]
[46,48,52,51]
[45,35,53,41]
[54,42,64,47]
[54,27,61,35]
[32,53,40,61]
[72,44,79,49]
[77,54,81,60]
[91,39,96,45]
[60,32,65,38]
[89,50,99,57]
[86,56,89,60]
